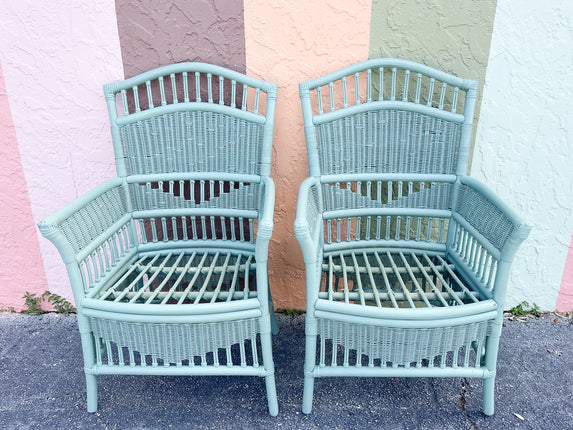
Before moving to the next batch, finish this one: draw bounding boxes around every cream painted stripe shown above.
[473,0,573,311]
[0,1,124,303]
[244,0,372,309]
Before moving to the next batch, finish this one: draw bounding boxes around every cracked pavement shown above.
[1,312,571,429]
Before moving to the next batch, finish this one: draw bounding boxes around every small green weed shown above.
[530,303,541,317]
[22,291,76,315]
[23,292,45,315]
[509,301,540,317]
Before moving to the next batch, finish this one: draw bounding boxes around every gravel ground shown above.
[0,312,571,429]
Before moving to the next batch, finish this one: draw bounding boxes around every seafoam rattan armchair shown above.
[38,63,279,415]
[295,58,530,415]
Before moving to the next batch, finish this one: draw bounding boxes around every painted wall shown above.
[245,0,372,309]
[0,60,47,308]
[0,0,572,312]
[0,0,124,310]
[369,0,497,173]
[115,0,246,78]
[472,0,573,311]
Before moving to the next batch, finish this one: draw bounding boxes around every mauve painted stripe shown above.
[115,0,247,78]
[0,60,48,311]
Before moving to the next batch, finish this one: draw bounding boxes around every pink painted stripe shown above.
[244,0,372,309]
[0,1,124,305]
[0,59,48,311]
[556,232,573,312]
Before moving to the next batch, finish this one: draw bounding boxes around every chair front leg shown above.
[302,314,318,414]
[482,332,501,416]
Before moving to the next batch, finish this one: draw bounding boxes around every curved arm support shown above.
[37,178,127,264]
[294,177,323,265]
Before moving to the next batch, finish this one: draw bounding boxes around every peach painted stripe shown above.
[556,233,573,312]
[0,59,48,311]
[0,1,124,303]
[244,0,372,308]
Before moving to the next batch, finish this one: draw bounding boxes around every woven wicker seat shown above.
[38,63,279,415]
[295,58,530,415]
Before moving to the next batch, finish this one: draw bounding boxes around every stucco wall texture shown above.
[0,0,124,310]
[0,60,47,308]
[472,0,573,311]
[115,0,246,78]
[245,0,372,308]
[369,0,497,173]
[0,0,572,312]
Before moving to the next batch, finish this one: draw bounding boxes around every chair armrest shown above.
[257,176,275,236]
[454,177,531,261]
[294,177,323,263]
[255,176,275,261]
[38,178,130,265]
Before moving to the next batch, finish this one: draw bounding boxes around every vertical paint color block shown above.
[0,60,48,311]
[0,1,124,301]
[557,233,573,312]
[115,0,247,78]
[369,0,497,173]
[473,0,573,310]
[245,0,372,308]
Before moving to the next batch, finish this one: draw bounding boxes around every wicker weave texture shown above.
[90,317,260,367]
[128,178,262,212]
[106,63,276,179]
[317,318,490,368]
[58,185,128,254]
[119,112,265,176]
[455,183,514,251]
[316,110,462,175]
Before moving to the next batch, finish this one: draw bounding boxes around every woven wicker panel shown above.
[119,111,264,176]
[58,186,127,254]
[316,110,461,175]
[317,318,491,368]
[89,317,260,366]
[455,184,514,251]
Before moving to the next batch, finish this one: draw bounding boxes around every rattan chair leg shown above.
[483,376,495,416]
[302,328,318,414]
[85,374,98,413]
[482,333,501,416]
[260,330,278,416]
[268,283,279,336]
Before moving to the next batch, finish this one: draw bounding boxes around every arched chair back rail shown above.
[38,62,279,416]
[295,58,530,416]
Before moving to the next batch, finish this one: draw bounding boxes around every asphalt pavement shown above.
[1,312,571,429]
